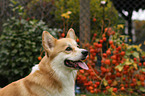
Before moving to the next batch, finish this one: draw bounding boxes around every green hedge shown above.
[0,15,63,84]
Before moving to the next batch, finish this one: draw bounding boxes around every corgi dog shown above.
[0,28,89,96]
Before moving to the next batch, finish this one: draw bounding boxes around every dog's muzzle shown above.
[64,50,89,70]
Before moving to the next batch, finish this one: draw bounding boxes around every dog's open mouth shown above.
[64,60,89,70]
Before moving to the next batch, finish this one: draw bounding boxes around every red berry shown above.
[143,62,145,66]
[95,82,100,86]
[88,81,93,85]
[121,51,125,56]
[113,88,117,92]
[142,56,145,59]
[38,56,42,61]
[105,59,110,65]
[94,84,98,88]
[98,44,102,48]
[140,77,144,81]
[139,63,142,66]
[76,38,79,42]
[108,80,112,84]
[93,33,97,37]
[99,39,103,43]
[112,31,115,35]
[109,40,113,45]
[90,90,95,93]
[130,83,134,87]
[79,70,84,74]
[132,78,136,82]
[125,84,128,88]
[112,60,117,64]
[103,37,107,41]
[101,67,106,73]
[141,82,145,86]
[106,50,111,55]
[106,68,110,72]
[93,18,97,22]
[90,49,95,53]
[93,42,98,48]
[106,86,110,89]
[116,72,121,77]
[121,87,125,91]
[89,86,93,90]
[111,55,117,60]
[117,46,121,51]
[133,58,137,61]
[103,53,107,58]
[61,33,65,37]
[92,53,96,56]
[122,43,125,46]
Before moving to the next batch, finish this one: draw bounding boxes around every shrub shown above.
[0,1,61,83]
[76,26,145,95]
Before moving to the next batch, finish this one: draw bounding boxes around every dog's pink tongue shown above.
[78,62,89,70]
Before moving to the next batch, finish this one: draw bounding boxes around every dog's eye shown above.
[66,47,72,51]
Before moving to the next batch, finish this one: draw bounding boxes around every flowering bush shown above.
[76,26,145,95]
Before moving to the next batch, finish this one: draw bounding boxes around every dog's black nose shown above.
[81,50,88,57]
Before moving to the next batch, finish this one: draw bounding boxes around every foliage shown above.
[76,25,145,95]
[76,93,138,96]
[0,1,61,83]
[55,0,123,32]
[23,0,123,34]
[90,0,121,28]
[25,0,56,28]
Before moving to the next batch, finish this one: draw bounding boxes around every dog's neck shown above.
[31,56,77,96]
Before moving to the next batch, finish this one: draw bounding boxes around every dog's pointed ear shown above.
[66,28,76,40]
[42,31,57,56]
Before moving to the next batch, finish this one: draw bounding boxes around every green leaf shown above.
[12,49,18,54]
[107,87,113,93]
[139,87,145,92]
[133,63,138,69]
[20,52,24,55]
[141,68,145,72]
[124,59,132,65]
[132,52,139,58]
[126,51,131,56]
[11,0,18,5]
[103,79,108,86]
[14,70,19,74]
[137,81,141,86]
[115,64,124,71]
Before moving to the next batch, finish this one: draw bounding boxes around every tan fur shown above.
[0,55,63,96]
[0,28,86,96]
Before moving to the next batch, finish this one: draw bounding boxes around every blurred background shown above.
[0,0,145,92]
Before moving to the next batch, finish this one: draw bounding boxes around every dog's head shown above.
[42,28,89,71]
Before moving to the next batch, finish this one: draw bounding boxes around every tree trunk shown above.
[79,0,90,46]
[128,11,133,43]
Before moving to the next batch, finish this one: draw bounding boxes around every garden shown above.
[0,0,145,96]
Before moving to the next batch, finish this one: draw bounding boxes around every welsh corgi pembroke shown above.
[0,28,89,96]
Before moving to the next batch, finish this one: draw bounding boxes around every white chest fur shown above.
[59,70,77,96]
[46,70,77,96]
[31,64,77,96]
